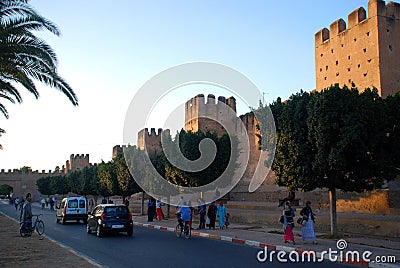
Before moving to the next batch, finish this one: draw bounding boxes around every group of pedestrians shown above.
[281,200,317,245]
[146,197,230,230]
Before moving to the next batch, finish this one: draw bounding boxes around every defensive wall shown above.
[137,128,171,159]
[315,0,400,98]
[0,154,91,201]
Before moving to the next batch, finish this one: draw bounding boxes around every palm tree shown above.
[0,0,78,148]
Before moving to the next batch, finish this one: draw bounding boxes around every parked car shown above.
[56,197,87,224]
[86,204,133,237]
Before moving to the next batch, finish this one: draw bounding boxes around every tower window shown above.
[348,68,351,72]
[321,53,323,57]
[341,44,344,48]
[324,77,327,80]
[368,59,371,63]
[336,72,339,77]
[364,73,367,77]
[326,65,328,70]
[389,45,393,52]
[366,32,370,36]
[358,64,361,69]
[363,48,367,53]
[331,49,334,53]
[354,38,357,42]
[336,60,339,66]
[320,68,322,72]
[348,55,351,60]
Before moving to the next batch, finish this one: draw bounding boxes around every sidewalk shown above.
[132,214,400,268]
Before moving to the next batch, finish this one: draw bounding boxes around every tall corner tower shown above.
[315,0,400,98]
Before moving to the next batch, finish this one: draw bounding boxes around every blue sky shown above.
[0,0,368,171]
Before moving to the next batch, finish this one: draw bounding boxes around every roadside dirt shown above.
[0,213,98,268]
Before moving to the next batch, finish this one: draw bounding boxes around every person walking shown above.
[41,198,45,210]
[300,201,317,244]
[207,201,217,229]
[197,199,206,229]
[147,198,156,222]
[21,193,33,231]
[49,197,55,210]
[283,201,295,244]
[156,200,163,221]
[216,201,227,229]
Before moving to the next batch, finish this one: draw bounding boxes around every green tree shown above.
[272,90,316,192]
[307,85,392,236]
[163,130,239,188]
[113,152,142,199]
[80,165,99,197]
[49,175,69,195]
[36,176,52,195]
[0,0,78,134]
[97,161,115,198]
[272,85,398,236]
[12,166,31,174]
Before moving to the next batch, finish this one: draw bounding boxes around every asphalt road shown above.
[0,202,351,268]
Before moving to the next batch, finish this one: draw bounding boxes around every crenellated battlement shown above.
[0,169,64,175]
[315,0,400,98]
[112,144,138,158]
[315,0,400,45]
[137,128,170,157]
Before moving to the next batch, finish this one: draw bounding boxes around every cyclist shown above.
[177,201,191,228]
[21,193,33,231]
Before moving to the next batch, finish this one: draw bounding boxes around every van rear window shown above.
[68,200,78,208]
[79,200,85,208]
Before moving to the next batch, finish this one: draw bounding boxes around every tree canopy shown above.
[270,84,400,236]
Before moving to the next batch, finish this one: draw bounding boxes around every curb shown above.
[133,221,399,268]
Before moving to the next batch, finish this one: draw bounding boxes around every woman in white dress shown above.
[300,201,317,244]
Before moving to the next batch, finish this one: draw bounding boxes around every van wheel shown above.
[96,225,103,237]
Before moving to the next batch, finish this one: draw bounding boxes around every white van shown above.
[56,197,87,224]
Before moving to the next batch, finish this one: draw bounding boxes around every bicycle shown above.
[20,214,45,237]
[175,212,191,239]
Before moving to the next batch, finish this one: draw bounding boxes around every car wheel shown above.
[96,225,103,237]
[127,229,133,237]
[86,224,92,234]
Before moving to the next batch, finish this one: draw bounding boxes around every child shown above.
[225,213,230,229]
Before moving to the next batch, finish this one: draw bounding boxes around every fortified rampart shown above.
[0,154,91,201]
[185,94,237,137]
[137,128,170,159]
[315,0,400,98]
[0,169,63,201]
[64,154,90,173]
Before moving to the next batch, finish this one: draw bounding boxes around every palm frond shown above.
[0,102,9,118]
[0,79,22,102]
[0,0,60,36]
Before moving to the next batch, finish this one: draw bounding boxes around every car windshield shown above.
[105,206,128,215]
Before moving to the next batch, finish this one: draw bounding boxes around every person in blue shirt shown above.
[177,202,191,225]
